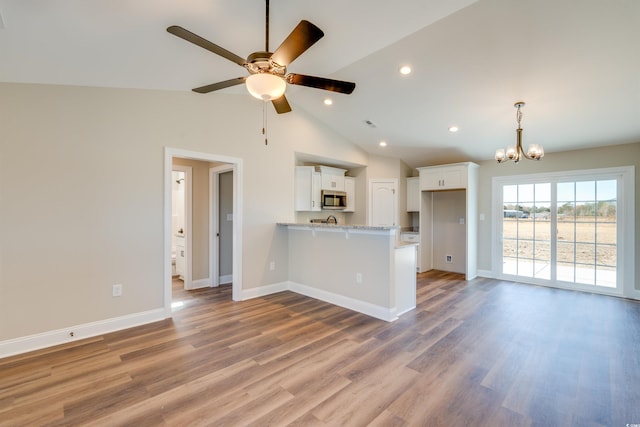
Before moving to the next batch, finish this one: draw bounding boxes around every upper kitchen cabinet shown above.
[344,177,356,212]
[295,166,321,212]
[418,164,468,191]
[317,166,347,191]
[406,177,420,212]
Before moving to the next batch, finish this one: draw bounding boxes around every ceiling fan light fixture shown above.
[245,73,286,101]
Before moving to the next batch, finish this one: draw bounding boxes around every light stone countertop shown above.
[277,222,400,231]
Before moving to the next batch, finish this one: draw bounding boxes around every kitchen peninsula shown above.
[277,223,417,321]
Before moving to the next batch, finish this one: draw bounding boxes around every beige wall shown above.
[0,82,371,341]
[476,142,640,291]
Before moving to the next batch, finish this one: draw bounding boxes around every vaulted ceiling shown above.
[1,0,639,167]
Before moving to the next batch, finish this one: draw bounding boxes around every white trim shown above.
[477,269,494,278]
[191,278,212,289]
[219,274,233,285]
[164,148,244,318]
[289,281,398,322]
[241,282,289,299]
[0,309,165,359]
[210,164,234,289]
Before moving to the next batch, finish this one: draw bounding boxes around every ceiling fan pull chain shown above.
[263,102,268,145]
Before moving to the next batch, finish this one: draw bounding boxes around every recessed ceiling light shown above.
[399,65,412,75]
[379,141,387,147]
[323,98,333,106]
[449,126,459,132]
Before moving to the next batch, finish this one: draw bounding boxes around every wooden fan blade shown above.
[167,26,246,66]
[271,20,324,67]
[272,95,292,114]
[193,77,246,94]
[287,74,356,94]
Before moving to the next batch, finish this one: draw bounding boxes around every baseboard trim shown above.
[190,278,212,289]
[288,282,397,322]
[0,308,166,359]
[240,281,289,300]
[219,274,233,285]
[477,269,494,278]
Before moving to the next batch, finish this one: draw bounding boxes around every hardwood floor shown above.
[1,271,639,426]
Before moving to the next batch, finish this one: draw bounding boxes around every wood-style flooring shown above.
[1,271,639,426]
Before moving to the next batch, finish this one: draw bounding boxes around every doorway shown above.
[164,148,243,317]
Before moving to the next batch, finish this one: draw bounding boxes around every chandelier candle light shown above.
[495,101,544,163]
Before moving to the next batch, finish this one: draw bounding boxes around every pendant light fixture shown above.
[495,101,544,163]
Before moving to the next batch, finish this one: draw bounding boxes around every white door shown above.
[369,179,398,226]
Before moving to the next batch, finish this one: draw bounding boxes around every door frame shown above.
[210,164,234,288]
[164,147,243,317]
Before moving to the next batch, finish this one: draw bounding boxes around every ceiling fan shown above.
[167,0,356,114]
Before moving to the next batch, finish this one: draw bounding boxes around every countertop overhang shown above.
[277,222,399,231]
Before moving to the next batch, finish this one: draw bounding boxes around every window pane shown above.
[575,263,595,285]
[503,239,517,259]
[557,242,575,263]
[503,257,517,275]
[534,260,551,279]
[535,183,551,202]
[535,242,551,261]
[558,202,575,221]
[519,184,534,202]
[576,243,595,265]
[534,217,551,241]
[596,244,616,268]
[576,181,595,201]
[557,262,575,282]
[576,222,595,243]
[518,221,534,241]
[596,222,616,244]
[503,219,518,239]
[518,240,534,259]
[504,185,518,203]
[557,221,575,242]
[597,200,616,219]
[596,266,616,288]
[557,182,575,202]
[518,259,534,277]
[597,180,617,200]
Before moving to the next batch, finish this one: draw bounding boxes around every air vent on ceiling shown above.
[364,120,377,129]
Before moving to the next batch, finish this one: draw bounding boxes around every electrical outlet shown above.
[446,255,453,263]
[112,284,123,297]
[356,273,363,284]
[269,261,275,271]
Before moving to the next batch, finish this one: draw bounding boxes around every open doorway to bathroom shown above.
[164,148,243,317]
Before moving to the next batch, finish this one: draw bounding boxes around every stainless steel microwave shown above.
[321,190,347,210]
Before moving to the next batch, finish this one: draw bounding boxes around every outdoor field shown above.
[501,217,617,286]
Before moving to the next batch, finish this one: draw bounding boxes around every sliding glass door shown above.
[494,167,631,296]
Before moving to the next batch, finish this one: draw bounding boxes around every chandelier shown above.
[495,101,544,163]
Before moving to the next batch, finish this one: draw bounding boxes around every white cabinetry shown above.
[175,235,185,279]
[419,164,466,190]
[295,166,321,212]
[344,177,356,212]
[406,177,420,212]
[316,166,347,191]
[400,232,421,271]
[417,162,478,280]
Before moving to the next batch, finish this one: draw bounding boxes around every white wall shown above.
[0,82,370,344]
